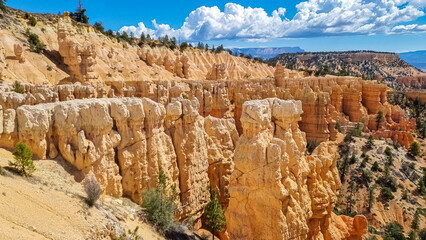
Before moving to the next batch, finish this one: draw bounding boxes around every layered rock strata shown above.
[226,98,367,240]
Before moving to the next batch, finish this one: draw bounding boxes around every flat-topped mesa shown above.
[226,98,367,240]
[58,12,99,83]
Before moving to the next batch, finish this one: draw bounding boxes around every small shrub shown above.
[9,142,35,177]
[26,30,46,53]
[384,147,392,157]
[411,209,420,230]
[349,154,357,164]
[371,161,381,172]
[402,189,408,200]
[83,174,102,207]
[142,167,175,233]
[365,135,375,149]
[408,142,420,157]
[28,15,37,26]
[182,93,189,99]
[419,228,426,240]
[383,221,405,240]
[408,230,417,240]
[12,81,25,94]
[376,175,397,192]
[0,166,6,176]
[117,226,141,240]
[379,187,394,202]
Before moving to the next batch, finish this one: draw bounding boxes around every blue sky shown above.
[7,0,426,52]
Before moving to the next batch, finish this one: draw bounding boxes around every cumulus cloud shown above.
[119,0,426,41]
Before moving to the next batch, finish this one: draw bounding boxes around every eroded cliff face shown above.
[0,9,274,86]
[0,90,239,221]
[225,98,367,240]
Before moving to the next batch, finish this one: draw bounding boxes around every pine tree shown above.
[204,189,226,240]
[411,209,420,230]
[0,0,7,13]
[409,142,420,157]
[368,184,377,212]
[9,142,35,177]
[346,180,357,215]
[376,110,385,129]
[140,32,146,43]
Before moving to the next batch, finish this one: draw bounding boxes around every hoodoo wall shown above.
[226,98,367,240]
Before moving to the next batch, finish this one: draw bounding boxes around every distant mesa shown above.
[230,47,305,59]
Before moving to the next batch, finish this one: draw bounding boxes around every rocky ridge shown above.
[269,51,426,89]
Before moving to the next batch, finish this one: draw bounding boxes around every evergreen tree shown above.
[140,32,146,43]
[204,189,226,240]
[205,43,209,50]
[93,22,104,33]
[368,184,377,212]
[163,35,169,44]
[146,34,151,40]
[9,142,35,177]
[376,110,385,129]
[408,142,420,157]
[365,135,375,150]
[383,221,405,240]
[141,167,175,233]
[411,209,420,230]
[408,230,417,240]
[211,45,215,51]
[346,180,357,215]
[371,161,380,172]
[0,0,7,13]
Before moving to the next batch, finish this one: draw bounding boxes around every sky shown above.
[7,0,426,52]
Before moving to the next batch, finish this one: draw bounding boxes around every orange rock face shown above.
[225,98,367,240]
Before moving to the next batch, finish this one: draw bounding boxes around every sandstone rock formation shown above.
[58,12,99,83]
[206,63,226,80]
[13,44,25,63]
[226,98,367,240]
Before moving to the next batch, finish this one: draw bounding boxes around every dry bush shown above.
[83,174,102,207]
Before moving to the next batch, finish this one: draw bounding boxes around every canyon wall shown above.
[225,98,367,240]
[0,85,368,239]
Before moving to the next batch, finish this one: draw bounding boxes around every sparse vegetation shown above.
[0,0,7,13]
[379,187,394,202]
[26,29,46,53]
[408,141,420,157]
[83,174,102,207]
[365,135,375,150]
[70,0,89,23]
[142,167,175,233]
[93,22,104,33]
[376,110,385,129]
[204,189,226,240]
[9,142,35,177]
[368,184,377,212]
[383,221,405,240]
[420,228,426,240]
[28,15,37,26]
[12,81,25,94]
[116,226,141,240]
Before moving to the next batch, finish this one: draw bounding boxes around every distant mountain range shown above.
[230,47,305,59]
[399,50,426,72]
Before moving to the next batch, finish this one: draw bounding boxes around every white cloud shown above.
[119,1,426,41]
